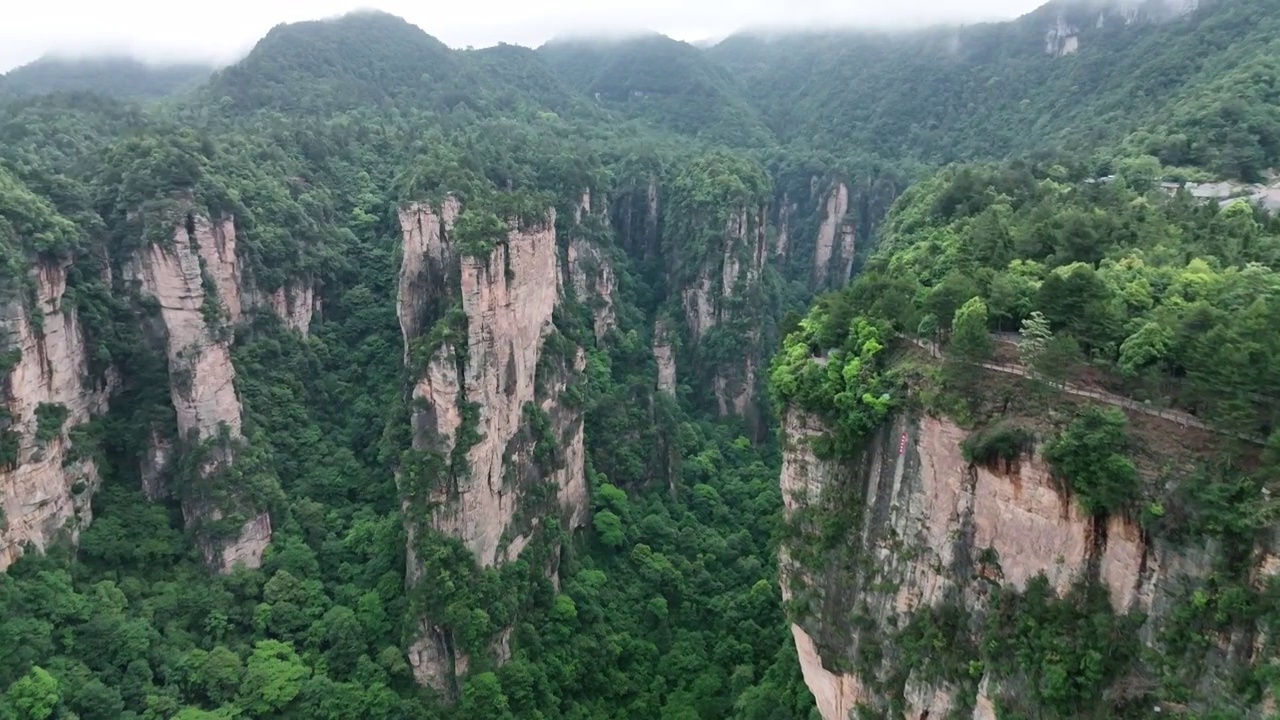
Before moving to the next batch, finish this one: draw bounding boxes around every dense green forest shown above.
[2,0,1280,718]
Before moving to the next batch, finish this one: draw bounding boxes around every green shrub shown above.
[1043,408,1138,516]
[961,425,1035,468]
[34,402,69,443]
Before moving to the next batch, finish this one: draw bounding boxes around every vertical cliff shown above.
[775,193,795,260]
[125,213,270,572]
[396,199,589,695]
[654,319,677,396]
[567,190,617,341]
[780,403,1273,718]
[812,182,856,289]
[679,204,769,420]
[614,176,660,263]
[0,262,111,570]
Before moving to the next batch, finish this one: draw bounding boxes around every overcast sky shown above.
[0,0,1047,73]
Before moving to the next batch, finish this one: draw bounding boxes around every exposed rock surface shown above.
[774,194,795,259]
[0,262,111,570]
[615,177,660,261]
[653,320,677,395]
[567,238,616,341]
[812,183,854,288]
[680,205,768,418]
[243,280,320,334]
[398,203,590,692]
[429,215,565,566]
[125,216,267,571]
[397,197,461,358]
[778,407,1244,718]
[1044,0,1199,56]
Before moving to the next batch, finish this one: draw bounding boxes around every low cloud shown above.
[1,0,1046,73]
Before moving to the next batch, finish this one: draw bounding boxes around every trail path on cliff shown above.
[906,337,1264,444]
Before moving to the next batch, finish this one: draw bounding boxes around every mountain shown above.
[539,33,774,147]
[708,0,1280,178]
[204,10,475,115]
[0,3,1278,719]
[0,56,212,101]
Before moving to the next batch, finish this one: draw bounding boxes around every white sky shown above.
[0,0,1047,73]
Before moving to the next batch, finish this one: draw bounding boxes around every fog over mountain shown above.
[1,0,1045,72]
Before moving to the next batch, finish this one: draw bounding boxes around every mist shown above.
[0,0,1048,73]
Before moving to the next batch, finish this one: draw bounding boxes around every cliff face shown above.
[812,183,856,289]
[680,205,768,419]
[779,408,1261,719]
[567,190,617,341]
[397,201,589,693]
[775,193,795,259]
[1043,0,1200,56]
[653,319,677,396]
[615,177,660,262]
[125,214,269,572]
[0,262,111,570]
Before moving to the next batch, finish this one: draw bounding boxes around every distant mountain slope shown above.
[539,34,773,147]
[460,43,603,122]
[0,57,211,101]
[708,0,1280,178]
[204,10,475,115]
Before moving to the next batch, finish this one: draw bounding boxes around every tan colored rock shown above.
[775,194,794,259]
[904,674,956,720]
[567,238,616,341]
[430,216,562,566]
[791,623,864,720]
[837,220,856,284]
[919,416,1144,610]
[681,273,716,344]
[140,429,172,501]
[972,676,997,720]
[814,183,849,287]
[399,204,593,691]
[654,320,677,395]
[129,238,242,438]
[397,197,460,357]
[246,281,319,334]
[0,261,110,570]
[126,221,265,571]
[407,623,460,694]
[191,214,242,324]
[779,409,1157,714]
[545,348,589,533]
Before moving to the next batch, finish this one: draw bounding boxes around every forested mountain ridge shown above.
[707,0,1280,178]
[1,2,1279,719]
[0,57,213,101]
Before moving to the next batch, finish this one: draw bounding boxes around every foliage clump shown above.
[33,403,69,444]
[1043,408,1139,517]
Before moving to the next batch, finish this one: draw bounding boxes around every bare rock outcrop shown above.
[778,407,1229,718]
[774,194,795,259]
[125,216,268,571]
[654,320,677,396]
[679,205,768,419]
[567,237,616,341]
[397,197,461,358]
[0,262,111,569]
[397,202,590,692]
[812,183,855,288]
[183,213,318,334]
[615,178,660,261]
